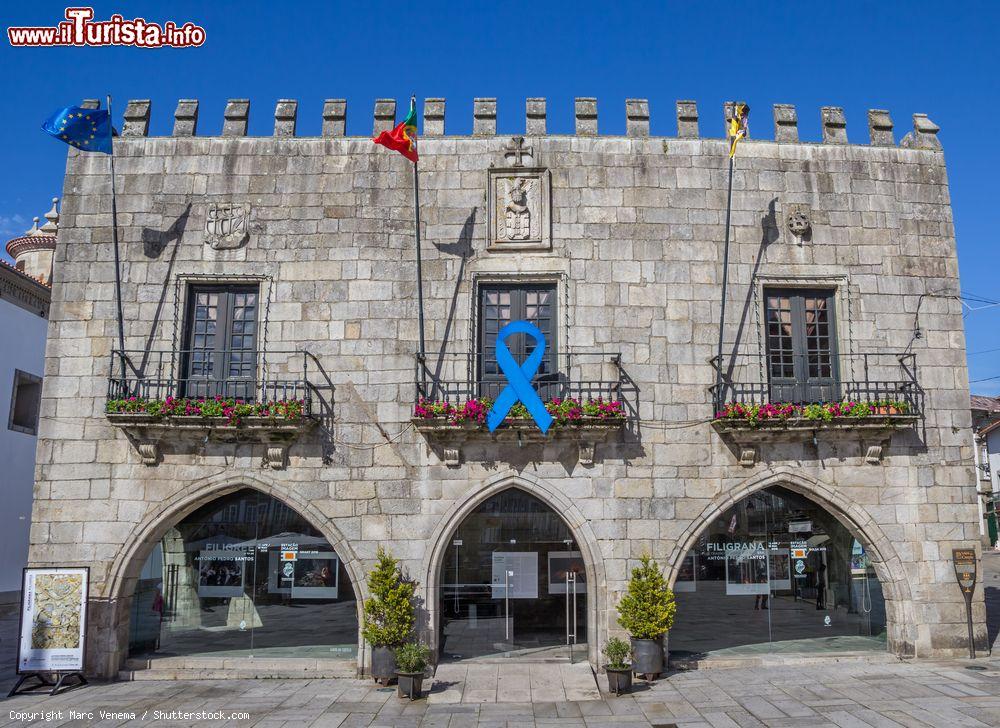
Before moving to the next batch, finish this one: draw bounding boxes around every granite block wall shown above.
[29,97,984,677]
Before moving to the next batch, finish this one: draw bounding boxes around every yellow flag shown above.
[728,102,750,158]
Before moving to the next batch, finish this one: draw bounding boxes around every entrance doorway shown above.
[127,488,358,661]
[438,488,587,662]
[669,485,887,659]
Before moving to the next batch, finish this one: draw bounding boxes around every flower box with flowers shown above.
[106,396,312,432]
[412,396,627,435]
[412,396,627,465]
[712,399,918,440]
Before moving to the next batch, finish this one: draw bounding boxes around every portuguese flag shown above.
[373,96,418,162]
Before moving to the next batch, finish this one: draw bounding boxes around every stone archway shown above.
[665,466,916,657]
[99,471,366,677]
[422,471,606,666]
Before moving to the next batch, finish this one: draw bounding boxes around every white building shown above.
[972,395,1000,547]
[0,200,57,606]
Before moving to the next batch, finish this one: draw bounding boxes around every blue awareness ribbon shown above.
[487,320,554,434]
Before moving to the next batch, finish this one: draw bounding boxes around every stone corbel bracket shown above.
[413,418,623,468]
[106,414,315,467]
[137,441,159,467]
[264,445,288,470]
[863,439,891,465]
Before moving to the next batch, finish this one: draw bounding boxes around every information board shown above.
[17,567,89,674]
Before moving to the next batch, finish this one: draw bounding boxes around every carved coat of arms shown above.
[487,169,550,251]
[205,202,250,250]
[499,178,536,241]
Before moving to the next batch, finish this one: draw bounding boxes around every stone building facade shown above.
[30,95,986,679]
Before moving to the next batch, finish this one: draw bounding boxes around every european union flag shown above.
[42,106,113,154]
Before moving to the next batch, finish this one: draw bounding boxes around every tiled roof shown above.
[972,395,1000,413]
[0,258,50,289]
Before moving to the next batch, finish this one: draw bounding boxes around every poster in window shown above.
[674,553,697,592]
[491,552,538,599]
[547,551,586,594]
[197,550,246,597]
[724,547,769,595]
[290,552,340,599]
[17,567,88,673]
[768,549,791,590]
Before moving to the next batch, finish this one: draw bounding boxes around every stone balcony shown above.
[412,351,637,466]
[709,352,923,466]
[105,348,321,468]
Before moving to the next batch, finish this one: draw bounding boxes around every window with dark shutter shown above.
[181,284,259,400]
[764,288,839,403]
[478,283,557,400]
[8,369,42,435]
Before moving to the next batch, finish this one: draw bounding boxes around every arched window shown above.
[128,488,357,660]
[439,488,587,661]
[670,486,886,658]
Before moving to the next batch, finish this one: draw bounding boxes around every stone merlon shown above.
[106,97,941,148]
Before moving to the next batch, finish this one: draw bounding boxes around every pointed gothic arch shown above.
[665,466,916,657]
[101,472,366,674]
[422,471,606,665]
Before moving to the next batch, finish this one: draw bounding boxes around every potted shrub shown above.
[602,637,633,695]
[394,641,430,700]
[362,548,416,686]
[616,554,676,680]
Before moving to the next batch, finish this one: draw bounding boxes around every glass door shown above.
[438,489,587,661]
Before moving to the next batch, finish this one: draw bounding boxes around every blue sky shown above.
[2,1,998,393]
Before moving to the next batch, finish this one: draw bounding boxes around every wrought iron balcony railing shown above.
[415,350,637,418]
[413,350,637,465]
[709,352,923,417]
[107,348,316,416]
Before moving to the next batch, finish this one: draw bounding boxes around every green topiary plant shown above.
[362,547,416,648]
[616,555,676,639]
[602,637,632,669]
[394,642,430,673]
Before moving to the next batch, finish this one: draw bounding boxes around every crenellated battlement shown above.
[102,97,942,150]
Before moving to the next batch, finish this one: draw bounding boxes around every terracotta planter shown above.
[630,637,664,679]
[875,406,900,415]
[396,671,425,699]
[604,665,633,695]
[370,646,397,686]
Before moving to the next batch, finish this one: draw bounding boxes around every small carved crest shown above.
[205,202,250,250]
[785,203,811,241]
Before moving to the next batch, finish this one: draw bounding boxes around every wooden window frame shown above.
[476,282,559,400]
[180,283,260,400]
[763,287,840,404]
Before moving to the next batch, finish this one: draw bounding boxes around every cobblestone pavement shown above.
[2,657,1000,727]
[0,554,997,726]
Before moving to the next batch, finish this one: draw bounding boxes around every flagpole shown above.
[715,152,735,398]
[106,94,126,380]
[413,152,426,362]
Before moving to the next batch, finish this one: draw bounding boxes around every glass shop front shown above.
[669,486,887,658]
[438,488,587,662]
[127,488,358,661]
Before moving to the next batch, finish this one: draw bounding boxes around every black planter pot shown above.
[630,637,663,679]
[604,665,633,695]
[371,646,398,686]
[396,671,425,699]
